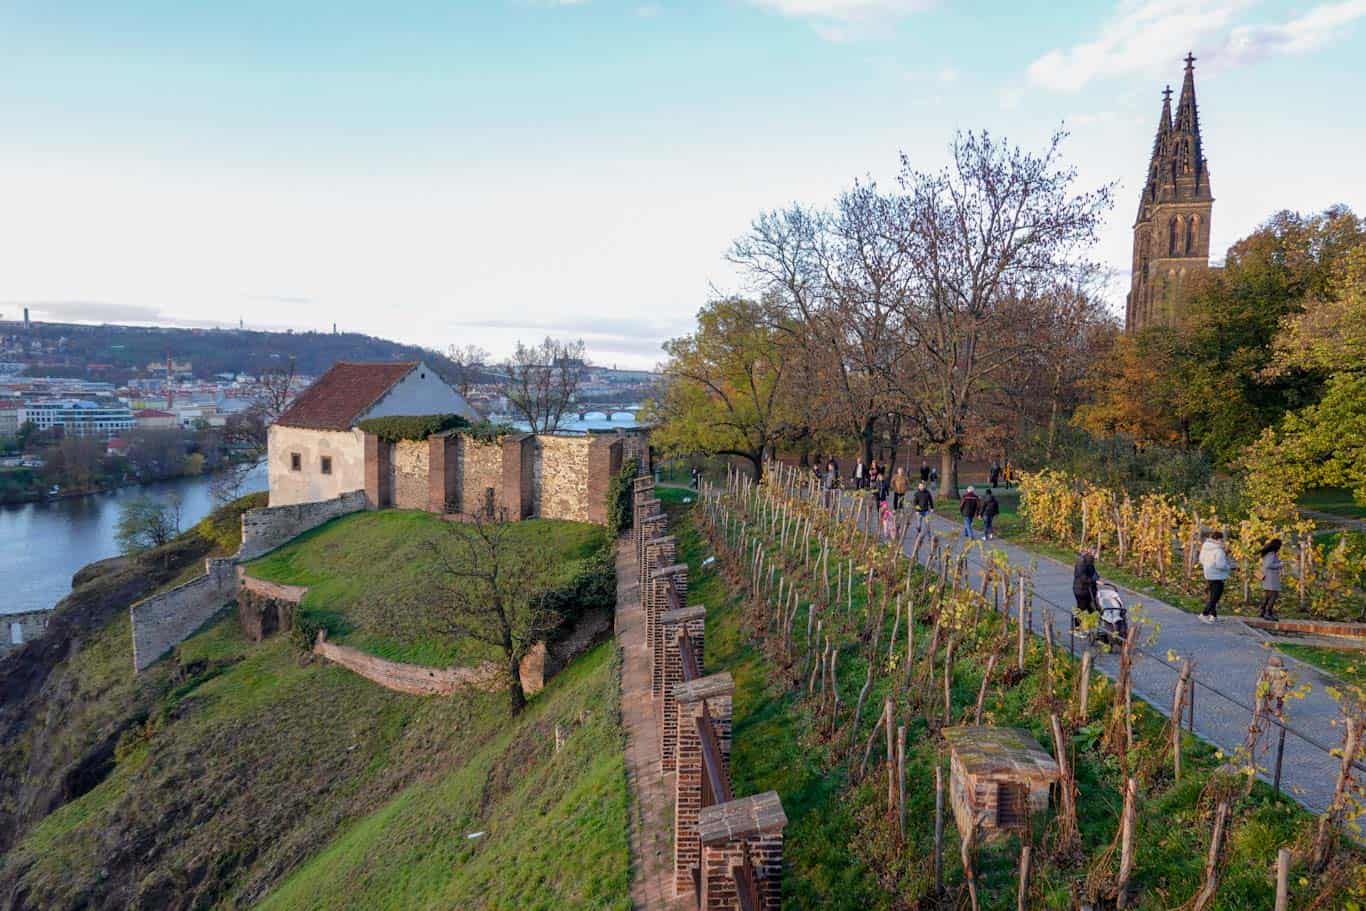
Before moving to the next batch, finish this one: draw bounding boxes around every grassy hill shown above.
[244,511,606,667]
[0,506,626,911]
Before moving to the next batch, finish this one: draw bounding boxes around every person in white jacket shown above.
[1198,531,1233,623]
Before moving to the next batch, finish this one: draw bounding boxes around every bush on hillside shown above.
[356,414,470,443]
[539,544,616,632]
[195,491,269,554]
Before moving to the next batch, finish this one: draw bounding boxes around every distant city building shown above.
[23,399,135,438]
[1126,54,1216,332]
[134,408,178,430]
[0,405,22,437]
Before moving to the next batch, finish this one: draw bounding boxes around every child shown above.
[880,499,895,541]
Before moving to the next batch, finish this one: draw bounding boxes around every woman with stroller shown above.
[1072,549,1099,629]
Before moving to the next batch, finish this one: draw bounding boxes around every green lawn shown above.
[667,496,1361,910]
[1299,487,1366,520]
[1276,643,1366,689]
[246,510,606,666]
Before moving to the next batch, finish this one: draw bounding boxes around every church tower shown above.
[1125,53,1214,332]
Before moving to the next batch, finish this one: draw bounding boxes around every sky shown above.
[2,1,1364,369]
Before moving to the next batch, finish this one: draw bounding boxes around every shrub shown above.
[606,458,638,537]
[290,610,350,653]
[538,544,616,631]
[356,414,470,443]
[195,491,269,554]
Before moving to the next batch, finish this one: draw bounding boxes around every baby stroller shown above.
[1092,582,1129,647]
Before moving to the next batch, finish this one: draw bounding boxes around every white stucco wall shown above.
[360,362,481,422]
[267,425,366,507]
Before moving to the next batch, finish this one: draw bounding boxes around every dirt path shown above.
[616,539,690,910]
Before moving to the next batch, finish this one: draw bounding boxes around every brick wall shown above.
[586,435,622,525]
[650,565,687,699]
[130,558,237,671]
[674,672,735,895]
[238,490,367,561]
[236,572,308,642]
[697,793,786,910]
[659,606,706,771]
[313,630,507,695]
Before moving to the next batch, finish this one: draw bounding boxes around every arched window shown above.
[1168,217,1178,255]
[1186,214,1198,254]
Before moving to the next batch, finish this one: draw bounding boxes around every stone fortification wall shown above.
[237,573,308,642]
[1,609,52,655]
[457,436,504,517]
[312,631,545,697]
[537,434,592,522]
[130,558,236,671]
[238,490,367,561]
[390,439,430,510]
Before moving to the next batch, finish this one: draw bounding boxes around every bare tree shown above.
[891,129,1113,495]
[427,514,557,713]
[501,337,587,433]
[446,343,492,400]
[215,358,298,503]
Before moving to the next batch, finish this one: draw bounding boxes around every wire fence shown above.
[767,473,1361,820]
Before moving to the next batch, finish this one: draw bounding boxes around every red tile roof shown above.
[274,361,417,431]
[135,409,175,418]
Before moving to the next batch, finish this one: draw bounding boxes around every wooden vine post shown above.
[1172,659,1191,781]
[1049,713,1079,853]
[1191,799,1231,911]
[1116,777,1137,909]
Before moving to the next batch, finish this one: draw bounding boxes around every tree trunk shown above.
[507,655,527,714]
[939,448,956,499]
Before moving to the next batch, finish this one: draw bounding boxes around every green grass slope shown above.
[1,510,625,911]
[245,511,606,666]
[258,642,628,911]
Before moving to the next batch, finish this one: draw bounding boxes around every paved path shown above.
[905,511,1352,816]
[616,540,690,911]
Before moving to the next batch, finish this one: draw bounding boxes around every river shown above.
[0,463,268,617]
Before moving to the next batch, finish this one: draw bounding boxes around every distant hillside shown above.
[0,320,461,381]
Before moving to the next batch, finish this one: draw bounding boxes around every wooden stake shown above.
[1050,713,1079,851]
[943,639,956,721]
[1016,845,1031,911]
[1172,659,1191,782]
[896,724,907,842]
[1116,777,1137,909]
[885,697,896,814]
[973,652,998,725]
[859,700,888,779]
[1076,649,1093,721]
[934,765,944,894]
[1274,848,1290,911]
[1191,800,1231,911]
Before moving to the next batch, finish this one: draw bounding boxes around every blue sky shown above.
[2,0,1364,367]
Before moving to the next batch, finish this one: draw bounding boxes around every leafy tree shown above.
[115,494,182,554]
[649,298,796,481]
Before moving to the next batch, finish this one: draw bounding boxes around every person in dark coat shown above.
[919,461,930,483]
[981,489,1000,540]
[959,485,980,539]
[912,482,934,534]
[989,462,1001,487]
[1073,550,1099,627]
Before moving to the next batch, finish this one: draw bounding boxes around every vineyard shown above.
[685,462,1364,909]
[1017,468,1366,620]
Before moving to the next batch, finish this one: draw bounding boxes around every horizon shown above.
[3,1,1365,368]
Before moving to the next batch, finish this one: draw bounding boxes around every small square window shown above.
[320,456,332,475]
[290,452,302,471]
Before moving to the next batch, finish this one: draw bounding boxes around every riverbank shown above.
[0,458,260,507]
[0,462,268,616]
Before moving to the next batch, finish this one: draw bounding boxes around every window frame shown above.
[290,452,302,471]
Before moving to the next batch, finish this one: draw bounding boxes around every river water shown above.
[0,463,268,617]
[1,414,641,618]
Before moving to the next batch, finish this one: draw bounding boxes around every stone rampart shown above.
[538,434,592,521]
[236,573,308,642]
[1,609,52,655]
[130,558,237,671]
[390,439,430,510]
[238,490,367,561]
[312,632,546,697]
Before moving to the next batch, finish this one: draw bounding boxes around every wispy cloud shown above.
[1027,0,1366,93]
[749,0,934,39]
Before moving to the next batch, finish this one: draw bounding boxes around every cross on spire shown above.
[1162,85,1173,101]
[1184,51,1196,70]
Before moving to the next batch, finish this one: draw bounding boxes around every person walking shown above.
[891,467,908,511]
[877,465,890,504]
[912,481,934,535]
[1072,550,1099,629]
[981,488,999,540]
[854,458,866,490]
[1003,459,1014,488]
[1259,538,1284,621]
[989,461,1001,488]
[1199,531,1233,623]
[959,485,981,539]
[879,499,895,541]
[919,461,930,483]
